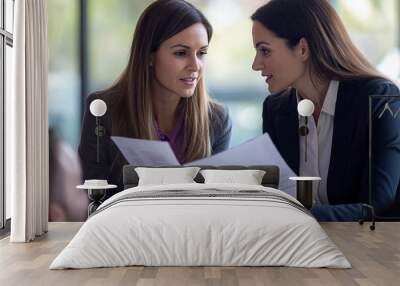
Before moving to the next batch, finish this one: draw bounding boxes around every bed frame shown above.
[123,165,280,189]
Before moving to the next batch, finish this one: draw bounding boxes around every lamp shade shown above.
[297,99,314,117]
[89,99,107,117]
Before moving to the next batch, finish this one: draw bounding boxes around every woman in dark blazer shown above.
[251,0,400,221]
[78,0,232,197]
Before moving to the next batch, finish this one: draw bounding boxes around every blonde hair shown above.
[183,78,211,161]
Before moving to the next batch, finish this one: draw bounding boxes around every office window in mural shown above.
[48,0,80,149]
[48,0,399,149]
[335,0,399,85]
[45,0,400,222]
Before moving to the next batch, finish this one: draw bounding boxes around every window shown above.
[1,0,14,231]
[47,0,400,152]
[85,0,399,147]
[334,0,399,85]
[47,0,80,149]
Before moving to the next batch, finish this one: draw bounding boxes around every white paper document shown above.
[186,134,297,196]
[111,133,297,196]
[111,136,180,166]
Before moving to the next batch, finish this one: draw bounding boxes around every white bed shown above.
[50,183,351,269]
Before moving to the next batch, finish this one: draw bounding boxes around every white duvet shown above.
[50,183,351,269]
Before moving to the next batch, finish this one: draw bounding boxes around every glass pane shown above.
[5,44,12,219]
[48,0,80,149]
[0,0,3,29]
[194,0,266,146]
[88,0,152,92]
[335,0,399,84]
[0,39,3,227]
[87,0,399,147]
[5,0,14,33]
[48,0,87,222]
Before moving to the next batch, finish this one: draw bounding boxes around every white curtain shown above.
[7,0,49,242]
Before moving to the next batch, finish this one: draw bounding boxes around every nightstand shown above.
[289,176,321,209]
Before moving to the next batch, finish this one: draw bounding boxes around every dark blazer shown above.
[78,91,232,197]
[262,78,400,221]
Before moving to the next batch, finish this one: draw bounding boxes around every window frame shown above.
[0,0,14,232]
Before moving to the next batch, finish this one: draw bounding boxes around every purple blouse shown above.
[153,112,185,164]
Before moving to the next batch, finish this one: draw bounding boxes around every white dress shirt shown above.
[298,80,339,204]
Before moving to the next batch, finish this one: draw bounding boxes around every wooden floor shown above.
[0,222,399,286]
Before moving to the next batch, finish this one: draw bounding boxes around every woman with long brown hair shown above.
[251,0,400,221]
[79,0,232,197]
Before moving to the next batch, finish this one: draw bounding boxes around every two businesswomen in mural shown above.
[252,0,400,221]
[79,0,232,196]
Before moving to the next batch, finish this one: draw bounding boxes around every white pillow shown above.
[200,169,266,185]
[135,167,200,186]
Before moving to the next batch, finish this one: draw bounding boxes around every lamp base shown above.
[296,180,313,210]
[87,189,107,216]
